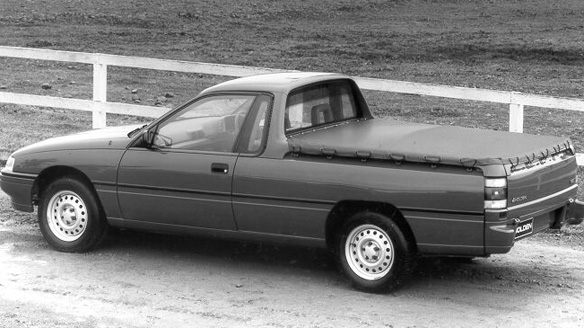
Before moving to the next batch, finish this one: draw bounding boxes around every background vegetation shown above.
[1,0,583,163]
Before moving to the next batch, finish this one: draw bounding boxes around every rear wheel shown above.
[338,211,414,292]
[38,178,108,252]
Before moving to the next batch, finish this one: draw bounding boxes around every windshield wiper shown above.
[127,124,148,138]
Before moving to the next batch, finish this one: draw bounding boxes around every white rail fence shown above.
[1,46,584,163]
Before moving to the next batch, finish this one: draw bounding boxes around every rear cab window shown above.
[285,80,361,133]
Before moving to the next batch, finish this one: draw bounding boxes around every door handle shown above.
[211,163,229,174]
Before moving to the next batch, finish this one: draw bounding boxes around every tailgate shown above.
[506,153,578,232]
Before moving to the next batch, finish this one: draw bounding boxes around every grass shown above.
[0,0,583,153]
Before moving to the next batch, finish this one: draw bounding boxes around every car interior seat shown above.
[311,104,333,125]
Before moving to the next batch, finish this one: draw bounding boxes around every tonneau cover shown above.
[287,119,572,167]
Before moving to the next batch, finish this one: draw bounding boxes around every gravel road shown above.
[1,190,583,328]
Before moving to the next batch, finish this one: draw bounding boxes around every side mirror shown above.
[147,129,156,142]
[147,131,173,149]
[141,129,155,148]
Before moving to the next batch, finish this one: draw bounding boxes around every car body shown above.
[2,72,583,292]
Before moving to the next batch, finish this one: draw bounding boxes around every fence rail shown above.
[1,45,584,164]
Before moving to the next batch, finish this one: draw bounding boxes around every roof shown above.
[200,72,351,95]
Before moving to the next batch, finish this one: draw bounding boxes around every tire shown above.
[38,177,108,252]
[338,211,415,293]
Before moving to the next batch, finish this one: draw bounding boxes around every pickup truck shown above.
[1,72,583,292]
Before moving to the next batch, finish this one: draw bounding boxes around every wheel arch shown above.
[33,166,99,205]
[325,200,418,253]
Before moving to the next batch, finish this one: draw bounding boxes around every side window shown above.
[285,81,359,133]
[154,94,256,152]
[236,94,272,154]
[246,99,269,153]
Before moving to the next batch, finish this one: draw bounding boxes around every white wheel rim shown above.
[345,224,395,281]
[46,190,88,242]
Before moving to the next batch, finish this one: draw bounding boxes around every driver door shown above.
[116,93,258,230]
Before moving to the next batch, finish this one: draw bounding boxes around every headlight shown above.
[3,156,15,172]
[485,178,507,210]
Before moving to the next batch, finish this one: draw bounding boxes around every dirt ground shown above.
[1,189,583,328]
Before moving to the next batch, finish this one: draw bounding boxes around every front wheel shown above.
[338,212,415,293]
[38,178,108,252]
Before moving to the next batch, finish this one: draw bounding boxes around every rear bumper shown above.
[485,184,578,254]
[0,171,36,212]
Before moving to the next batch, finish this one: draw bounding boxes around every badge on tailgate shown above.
[515,218,534,239]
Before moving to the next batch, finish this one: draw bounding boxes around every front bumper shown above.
[0,172,36,212]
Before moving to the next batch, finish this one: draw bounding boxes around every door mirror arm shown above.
[144,129,173,149]
[141,129,159,150]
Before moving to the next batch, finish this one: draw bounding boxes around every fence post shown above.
[509,103,524,133]
[92,56,107,128]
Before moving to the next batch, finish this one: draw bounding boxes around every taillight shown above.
[485,178,507,210]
